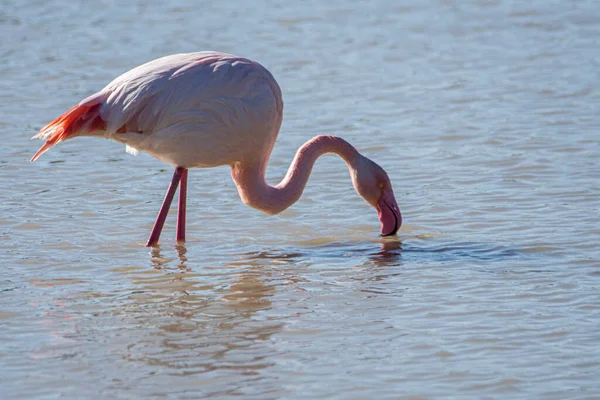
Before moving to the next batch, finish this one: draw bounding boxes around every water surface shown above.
[2,0,600,398]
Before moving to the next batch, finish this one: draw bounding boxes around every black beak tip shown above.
[380,227,399,237]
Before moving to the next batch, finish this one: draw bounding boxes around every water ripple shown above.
[2,0,600,398]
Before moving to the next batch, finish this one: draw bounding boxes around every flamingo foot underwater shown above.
[31,52,401,246]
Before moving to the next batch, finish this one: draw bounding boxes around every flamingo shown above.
[30,51,401,246]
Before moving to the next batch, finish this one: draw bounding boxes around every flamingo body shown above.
[34,52,282,168]
[31,51,401,245]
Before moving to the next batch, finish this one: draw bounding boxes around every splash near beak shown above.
[377,189,402,236]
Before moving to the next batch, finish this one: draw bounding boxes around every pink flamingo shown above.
[31,52,401,246]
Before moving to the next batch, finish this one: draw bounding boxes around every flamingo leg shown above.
[146,167,185,247]
[176,168,188,243]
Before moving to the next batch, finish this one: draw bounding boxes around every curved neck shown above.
[231,135,360,215]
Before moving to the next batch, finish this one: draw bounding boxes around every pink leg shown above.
[146,167,185,247]
[176,168,188,243]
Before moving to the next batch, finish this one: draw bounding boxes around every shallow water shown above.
[2,0,600,398]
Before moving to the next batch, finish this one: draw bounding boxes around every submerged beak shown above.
[376,188,402,236]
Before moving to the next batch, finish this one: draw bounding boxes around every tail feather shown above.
[31,103,106,162]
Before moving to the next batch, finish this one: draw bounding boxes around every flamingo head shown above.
[352,156,402,236]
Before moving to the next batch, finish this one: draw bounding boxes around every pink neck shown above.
[231,135,360,215]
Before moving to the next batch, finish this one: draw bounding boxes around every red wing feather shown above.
[31,103,105,162]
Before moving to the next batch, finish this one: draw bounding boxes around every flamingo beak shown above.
[376,188,402,236]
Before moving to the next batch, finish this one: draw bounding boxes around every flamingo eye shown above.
[378,183,384,189]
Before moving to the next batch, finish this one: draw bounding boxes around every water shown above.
[2,0,600,398]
